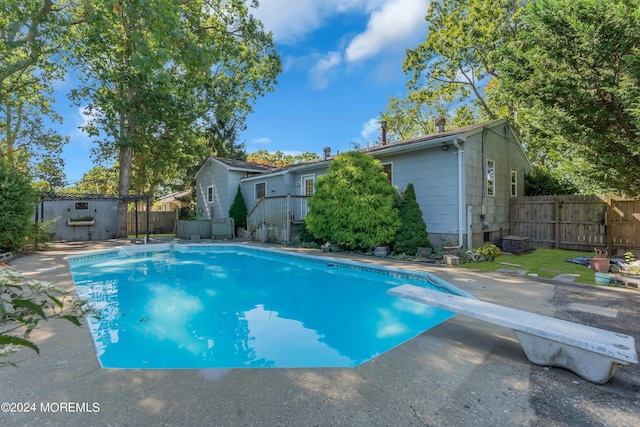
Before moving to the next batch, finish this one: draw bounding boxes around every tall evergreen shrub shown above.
[0,160,36,252]
[392,183,431,255]
[228,185,247,229]
[305,152,400,250]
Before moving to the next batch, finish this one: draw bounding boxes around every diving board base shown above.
[388,284,638,384]
[513,330,624,384]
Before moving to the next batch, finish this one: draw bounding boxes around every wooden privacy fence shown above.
[127,211,176,235]
[510,195,640,254]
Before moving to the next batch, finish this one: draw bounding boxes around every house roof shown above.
[195,156,274,178]
[157,189,191,202]
[362,120,498,155]
[241,118,518,182]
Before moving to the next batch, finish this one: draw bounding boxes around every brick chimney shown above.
[381,120,387,145]
[435,117,446,133]
[323,146,331,160]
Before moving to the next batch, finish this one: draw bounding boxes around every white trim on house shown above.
[301,174,315,196]
[207,185,214,203]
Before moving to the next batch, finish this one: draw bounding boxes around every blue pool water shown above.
[69,245,462,369]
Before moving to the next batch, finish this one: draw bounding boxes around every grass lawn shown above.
[459,248,598,285]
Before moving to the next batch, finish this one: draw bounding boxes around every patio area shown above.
[1,239,639,426]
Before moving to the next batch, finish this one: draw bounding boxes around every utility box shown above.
[502,236,530,254]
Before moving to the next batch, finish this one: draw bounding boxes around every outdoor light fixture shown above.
[442,142,449,151]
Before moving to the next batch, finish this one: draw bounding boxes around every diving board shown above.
[388,284,638,384]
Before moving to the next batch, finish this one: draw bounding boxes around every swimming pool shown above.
[68,244,471,369]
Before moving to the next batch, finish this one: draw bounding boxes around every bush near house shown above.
[305,152,400,251]
[228,185,247,229]
[392,183,432,255]
[0,160,35,253]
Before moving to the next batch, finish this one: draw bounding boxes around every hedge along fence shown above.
[510,195,640,255]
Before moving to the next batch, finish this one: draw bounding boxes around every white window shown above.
[207,186,214,203]
[255,182,266,200]
[301,175,314,196]
[511,168,517,197]
[487,159,495,197]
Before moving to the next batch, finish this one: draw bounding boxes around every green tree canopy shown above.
[524,166,580,196]
[386,0,525,141]
[305,152,400,250]
[70,0,281,237]
[0,0,77,187]
[247,150,319,167]
[0,160,35,252]
[499,0,640,195]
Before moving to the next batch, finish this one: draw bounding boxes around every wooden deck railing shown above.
[246,195,310,243]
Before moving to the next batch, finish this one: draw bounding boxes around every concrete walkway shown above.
[1,240,639,426]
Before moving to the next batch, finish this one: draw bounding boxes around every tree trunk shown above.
[116,145,133,238]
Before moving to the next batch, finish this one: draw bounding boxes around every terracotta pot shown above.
[589,257,610,273]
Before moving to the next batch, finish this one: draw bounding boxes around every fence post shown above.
[606,195,613,253]
[286,195,291,244]
[555,199,561,249]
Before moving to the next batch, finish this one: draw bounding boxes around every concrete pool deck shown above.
[1,240,639,426]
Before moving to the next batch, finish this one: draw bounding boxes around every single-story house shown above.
[155,189,192,211]
[195,118,532,248]
[195,157,273,220]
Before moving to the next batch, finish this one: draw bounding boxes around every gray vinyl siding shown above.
[196,159,252,219]
[463,123,531,245]
[373,148,459,237]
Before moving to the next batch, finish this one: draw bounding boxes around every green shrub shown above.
[0,266,95,365]
[228,185,247,229]
[392,183,431,255]
[473,243,502,260]
[305,152,400,250]
[525,166,579,196]
[0,160,36,252]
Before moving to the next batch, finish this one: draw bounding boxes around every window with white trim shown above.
[487,159,495,197]
[301,175,314,196]
[511,168,517,197]
[207,186,214,203]
[255,182,266,200]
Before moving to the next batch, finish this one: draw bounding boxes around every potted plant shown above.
[443,238,461,255]
[589,247,610,273]
[473,243,502,261]
[321,241,331,253]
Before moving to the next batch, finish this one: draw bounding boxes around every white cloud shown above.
[250,0,386,44]
[252,137,272,144]
[361,117,380,140]
[345,0,429,62]
[309,51,342,89]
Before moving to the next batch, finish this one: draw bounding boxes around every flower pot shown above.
[594,272,613,285]
[589,257,610,273]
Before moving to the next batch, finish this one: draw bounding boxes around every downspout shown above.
[453,138,465,248]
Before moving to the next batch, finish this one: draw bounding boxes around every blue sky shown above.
[57,0,430,184]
